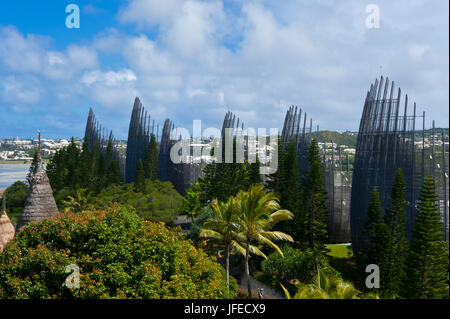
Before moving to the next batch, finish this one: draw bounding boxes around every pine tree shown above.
[46,148,67,192]
[104,137,121,185]
[26,149,39,184]
[134,159,146,193]
[108,160,121,185]
[66,137,81,190]
[266,137,284,195]
[357,187,390,286]
[402,175,449,299]
[144,134,158,181]
[96,151,107,192]
[303,139,328,273]
[88,141,98,193]
[270,140,304,245]
[149,133,158,180]
[247,156,262,186]
[80,136,92,188]
[382,168,408,296]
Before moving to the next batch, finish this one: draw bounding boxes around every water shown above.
[0,164,30,189]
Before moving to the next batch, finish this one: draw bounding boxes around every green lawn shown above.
[325,244,353,258]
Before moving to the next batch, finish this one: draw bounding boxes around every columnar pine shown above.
[47,136,122,196]
[247,156,262,186]
[80,136,92,188]
[96,151,107,192]
[357,187,390,286]
[382,168,408,296]
[134,159,146,193]
[269,140,304,245]
[66,138,80,189]
[402,175,449,299]
[144,133,158,181]
[303,139,328,274]
[26,149,39,184]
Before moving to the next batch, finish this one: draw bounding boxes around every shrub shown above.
[0,204,235,299]
[1,181,28,225]
[261,245,339,284]
[91,180,183,225]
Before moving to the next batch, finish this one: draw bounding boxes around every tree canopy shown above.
[0,205,235,299]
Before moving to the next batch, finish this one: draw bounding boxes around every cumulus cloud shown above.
[118,0,185,27]
[0,26,98,81]
[0,75,42,105]
[81,69,137,86]
[0,0,448,138]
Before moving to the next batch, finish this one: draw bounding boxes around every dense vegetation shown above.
[199,184,293,298]
[46,137,122,195]
[0,181,28,225]
[354,171,449,298]
[2,128,448,300]
[92,179,183,225]
[310,131,357,148]
[0,205,235,299]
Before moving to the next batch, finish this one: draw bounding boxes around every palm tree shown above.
[280,269,372,299]
[200,196,243,291]
[234,184,294,298]
[62,188,92,213]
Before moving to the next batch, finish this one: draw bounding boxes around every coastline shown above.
[0,160,32,164]
[0,163,30,189]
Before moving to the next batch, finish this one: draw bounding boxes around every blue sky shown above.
[0,0,448,139]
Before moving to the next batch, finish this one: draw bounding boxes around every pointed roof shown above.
[15,130,59,232]
[0,195,15,252]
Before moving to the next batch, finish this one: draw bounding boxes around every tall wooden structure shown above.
[351,76,449,248]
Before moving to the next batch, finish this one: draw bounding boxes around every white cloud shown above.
[0,0,448,137]
[81,69,137,86]
[409,44,430,61]
[118,0,185,27]
[165,1,224,57]
[0,75,42,104]
[0,26,98,81]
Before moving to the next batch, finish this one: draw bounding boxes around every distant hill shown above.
[310,128,448,149]
[311,131,358,148]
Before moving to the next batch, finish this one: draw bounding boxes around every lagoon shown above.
[0,164,30,189]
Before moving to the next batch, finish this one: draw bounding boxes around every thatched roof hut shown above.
[15,131,59,232]
[0,195,15,252]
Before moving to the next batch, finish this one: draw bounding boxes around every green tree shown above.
[0,181,28,225]
[234,184,294,298]
[382,168,408,296]
[80,136,92,189]
[402,175,449,299]
[134,159,145,193]
[183,182,204,218]
[262,245,338,285]
[96,151,107,191]
[26,149,39,184]
[247,157,262,186]
[200,196,242,291]
[61,188,92,213]
[281,269,374,299]
[303,139,328,274]
[104,137,121,186]
[66,137,81,190]
[0,205,235,299]
[357,187,390,286]
[266,139,304,244]
[47,148,68,192]
[144,134,158,181]
[93,179,183,224]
